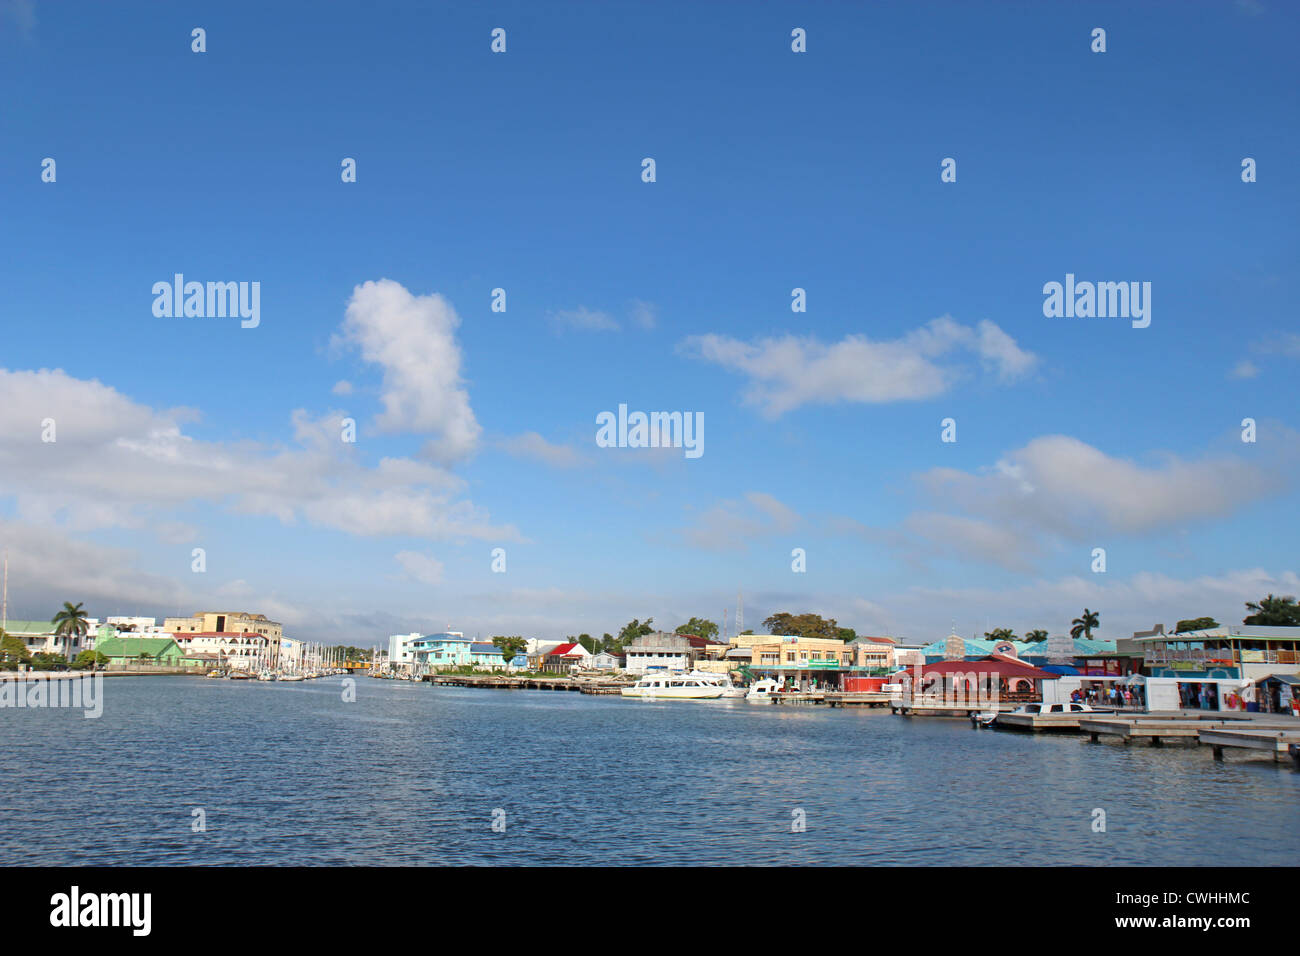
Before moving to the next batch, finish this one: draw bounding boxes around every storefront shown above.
[1258,674,1300,715]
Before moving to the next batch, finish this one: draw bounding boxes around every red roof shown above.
[912,656,1061,680]
[680,635,725,648]
[550,642,584,657]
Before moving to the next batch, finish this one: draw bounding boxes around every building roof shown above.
[2,620,56,635]
[910,656,1062,680]
[95,636,182,657]
[470,642,503,654]
[849,635,897,645]
[1021,637,1117,657]
[1133,625,1300,642]
[550,642,587,656]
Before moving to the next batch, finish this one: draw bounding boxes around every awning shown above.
[1260,674,1300,686]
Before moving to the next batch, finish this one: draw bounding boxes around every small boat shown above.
[228,671,252,680]
[205,670,223,679]
[279,674,304,682]
[971,710,999,727]
[745,678,782,701]
[621,674,724,700]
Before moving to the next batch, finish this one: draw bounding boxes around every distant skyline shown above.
[1,1,1297,646]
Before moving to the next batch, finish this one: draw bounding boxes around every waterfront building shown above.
[749,635,859,689]
[623,632,694,674]
[1130,624,1300,712]
[4,620,83,659]
[387,632,422,674]
[589,651,621,670]
[847,635,901,670]
[94,636,186,667]
[469,642,506,670]
[541,642,592,673]
[164,612,283,645]
[902,655,1062,704]
[171,631,271,671]
[410,632,473,671]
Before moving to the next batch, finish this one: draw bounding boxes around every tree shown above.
[51,601,91,661]
[491,636,527,664]
[762,612,843,641]
[1,631,31,670]
[836,627,858,643]
[575,633,598,653]
[1023,629,1049,643]
[613,618,654,652]
[675,617,719,640]
[984,628,1017,642]
[1070,608,1100,640]
[31,652,68,671]
[1174,617,1220,633]
[72,649,109,670]
[1243,594,1300,627]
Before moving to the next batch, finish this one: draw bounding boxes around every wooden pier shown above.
[423,674,629,695]
[1196,727,1300,763]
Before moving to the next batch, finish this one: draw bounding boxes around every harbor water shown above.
[2,676,1297,865]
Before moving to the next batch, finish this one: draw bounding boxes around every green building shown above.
[94,636,186,666]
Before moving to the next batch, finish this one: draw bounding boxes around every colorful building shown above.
[94,636,186,667]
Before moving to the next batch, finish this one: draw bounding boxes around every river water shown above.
[2,676,1296,865]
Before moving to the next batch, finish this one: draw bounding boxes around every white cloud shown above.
[394,551,445,586]
[331,380,354,395]
[550,306,619,332]
[335,279,480,463]
[500,432,586,468]
[681,316,1037,417]
[681,491,800,550]
[918,434,1286,541]
[628,300,657,330]
[0,367,518,543]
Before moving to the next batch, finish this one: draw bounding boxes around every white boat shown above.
[621,674,724,700]
[279,674,304,682]
[745,678,782,701]
[688,670,747,698]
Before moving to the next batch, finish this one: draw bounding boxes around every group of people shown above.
[1072,683,1144,709]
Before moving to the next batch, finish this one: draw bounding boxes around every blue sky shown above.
[1,0,1297,644]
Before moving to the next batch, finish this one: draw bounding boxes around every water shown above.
[2,676,1297,865]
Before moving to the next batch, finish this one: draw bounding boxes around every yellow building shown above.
[163,612,283,643]
[750,636,856,669]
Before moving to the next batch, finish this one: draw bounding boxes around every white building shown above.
[388,632,423,672]
[171,632,272,671]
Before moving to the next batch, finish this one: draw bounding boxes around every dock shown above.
[1198,727,1300,763]
[423,674,629,695]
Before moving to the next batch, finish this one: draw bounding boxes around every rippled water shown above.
[2,675,1296,865]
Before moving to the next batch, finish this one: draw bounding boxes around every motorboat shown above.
[228,671,252,680]
[688,670,747,698]
[745,678,782,701]
[621,674,724,700]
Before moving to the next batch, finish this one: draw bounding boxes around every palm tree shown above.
[1024,629,1049,643]
[1243,594,1300,627]
[1070,608,1100,640]
[51,601,90,662]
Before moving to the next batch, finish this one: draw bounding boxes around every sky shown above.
[1,0,1297,647]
